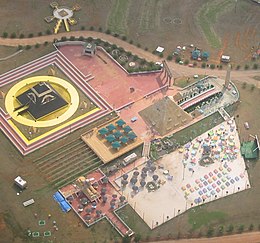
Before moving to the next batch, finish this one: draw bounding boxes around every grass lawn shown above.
[197,0,232,48]
[174,75,207,88]
[107,0,129,35]
[188,208,227,231]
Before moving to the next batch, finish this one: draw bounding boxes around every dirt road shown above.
[0,31,259,87]
[151,232,260,243]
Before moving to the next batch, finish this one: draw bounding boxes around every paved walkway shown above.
[0,31,259,87]
[151,231,260,243]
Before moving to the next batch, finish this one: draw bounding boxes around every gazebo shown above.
[116,119,126,127]
[106,134,116,143]
[98,127,109,136]
[106,123,116,132]
[114,130,123,139]
[120,136,129,144]
[112,141,121,149]
[123,125,132,133]
[128,132,137,140]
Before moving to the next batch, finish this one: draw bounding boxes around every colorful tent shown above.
[113,130,122,138]
[98,127,108,135]
[120,136,129,144]
[106,123,116,132]
[123,125,132,133]
[106,134,116,142]
[112,141,121,149]
[128,132,137,140]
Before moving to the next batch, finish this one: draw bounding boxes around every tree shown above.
[236,65,240,70]
[249,224,254,231]
[134,233,141,242]
[38,32,42,36]
[81,26,85,30]
[61,36,67,41]
[137,43,141,48]
[44,41,48,46]
[226,224,234,233]
[46,29,51,35]
[69,36,75,41]
[201,62,206,68]
[19,33,24,39]
[10,33,16,38]
[219,64,223,70]
[175,56,181,63]
[167,55,173,61]
[78,36,84,41]
[28,33,34,38]
[210,64,215,69]
[184,59,189,65]
[253,63,258,70]
[242,82,247,89]
[159,53,163,58]
[2,32,8,38]
[251,84,255,91]
[121,35,127,41]
[122,236,131,243]
[237,224,244,233]
[105,29,111,34]
[35,43,40,48]
[90,26,94,31]
[25,45,31,50]
[129,40,133,44]
[244,64,249,70]
[98,27,103,32]
[17,45,23,50]
[144,47,148,51]
[207,227,214,237]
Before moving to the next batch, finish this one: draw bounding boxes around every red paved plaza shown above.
[58,45,167,109]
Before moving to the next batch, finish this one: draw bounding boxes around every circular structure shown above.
[5,76,79,127]
[129,62,136,67]
[119,55,128,62]
[173,17,182,25]
[112,49,120,56]
[163,17,173,24]
[53,7,73,20]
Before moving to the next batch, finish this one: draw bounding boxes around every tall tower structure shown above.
[225,64,232,88]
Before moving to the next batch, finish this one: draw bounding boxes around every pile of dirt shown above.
[139,96,192,136]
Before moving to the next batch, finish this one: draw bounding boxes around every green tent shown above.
[112,141,121,149]
[128,132,137,140]
[98,127,108,135]
[116,119,126,127]
[123,125,132,133]
[106,134,116,143]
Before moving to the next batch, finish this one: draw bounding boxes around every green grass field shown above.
[197,0,232,48]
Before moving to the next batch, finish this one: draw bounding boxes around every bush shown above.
[28,33,34,38]
[159,53,163,58]
[89,26,94,31]
[38,32,42,36]
[210,64,215,69]
[244,64,249,70]
[69,36,75,41]
[219,64,223,69]
[201,62,206,68]
[81,26,85,30]
[61,36,67,41]
[98,27,102,32]
[253,63,258,70]
[95,38,102,44]
[236,65,240,70]
[78,36,84,41]
[145,47,148,51]
[25,45,31,50]
[251,84,255,91]
[113,33,119,37]
[175,56,181,63]
[129,40,133,44]
[217,225,224,235]
[140,59,146,65]
[167,55,173,61]
[137,43,141,48]
[226,224,234,233]
[237,224,244,233]
[242,82,247,89]
[10,33,16,38]
[105,29,111,34]
[133,55,138,61]
[184,59,189,65]
[207,227,214,237]
[46,29,51,35]
[35,43,40,48]
[44,41,48,46]
[249,224,254,231]
[86,37,93,42]
[2,32,8,38]
[17,45,23,50]
[126,51,132,57]
[19,33,24,39]
[121,35,127,41]
[103,41,109,47]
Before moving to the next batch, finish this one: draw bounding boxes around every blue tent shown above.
[106,124,116,132]
[116,119,126,127]
[98,127,109,135]
[123,125,132,133]
[128,132,137,140]
[53,192,71,213]
[106,134,116,142]
[191,50,201,60]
